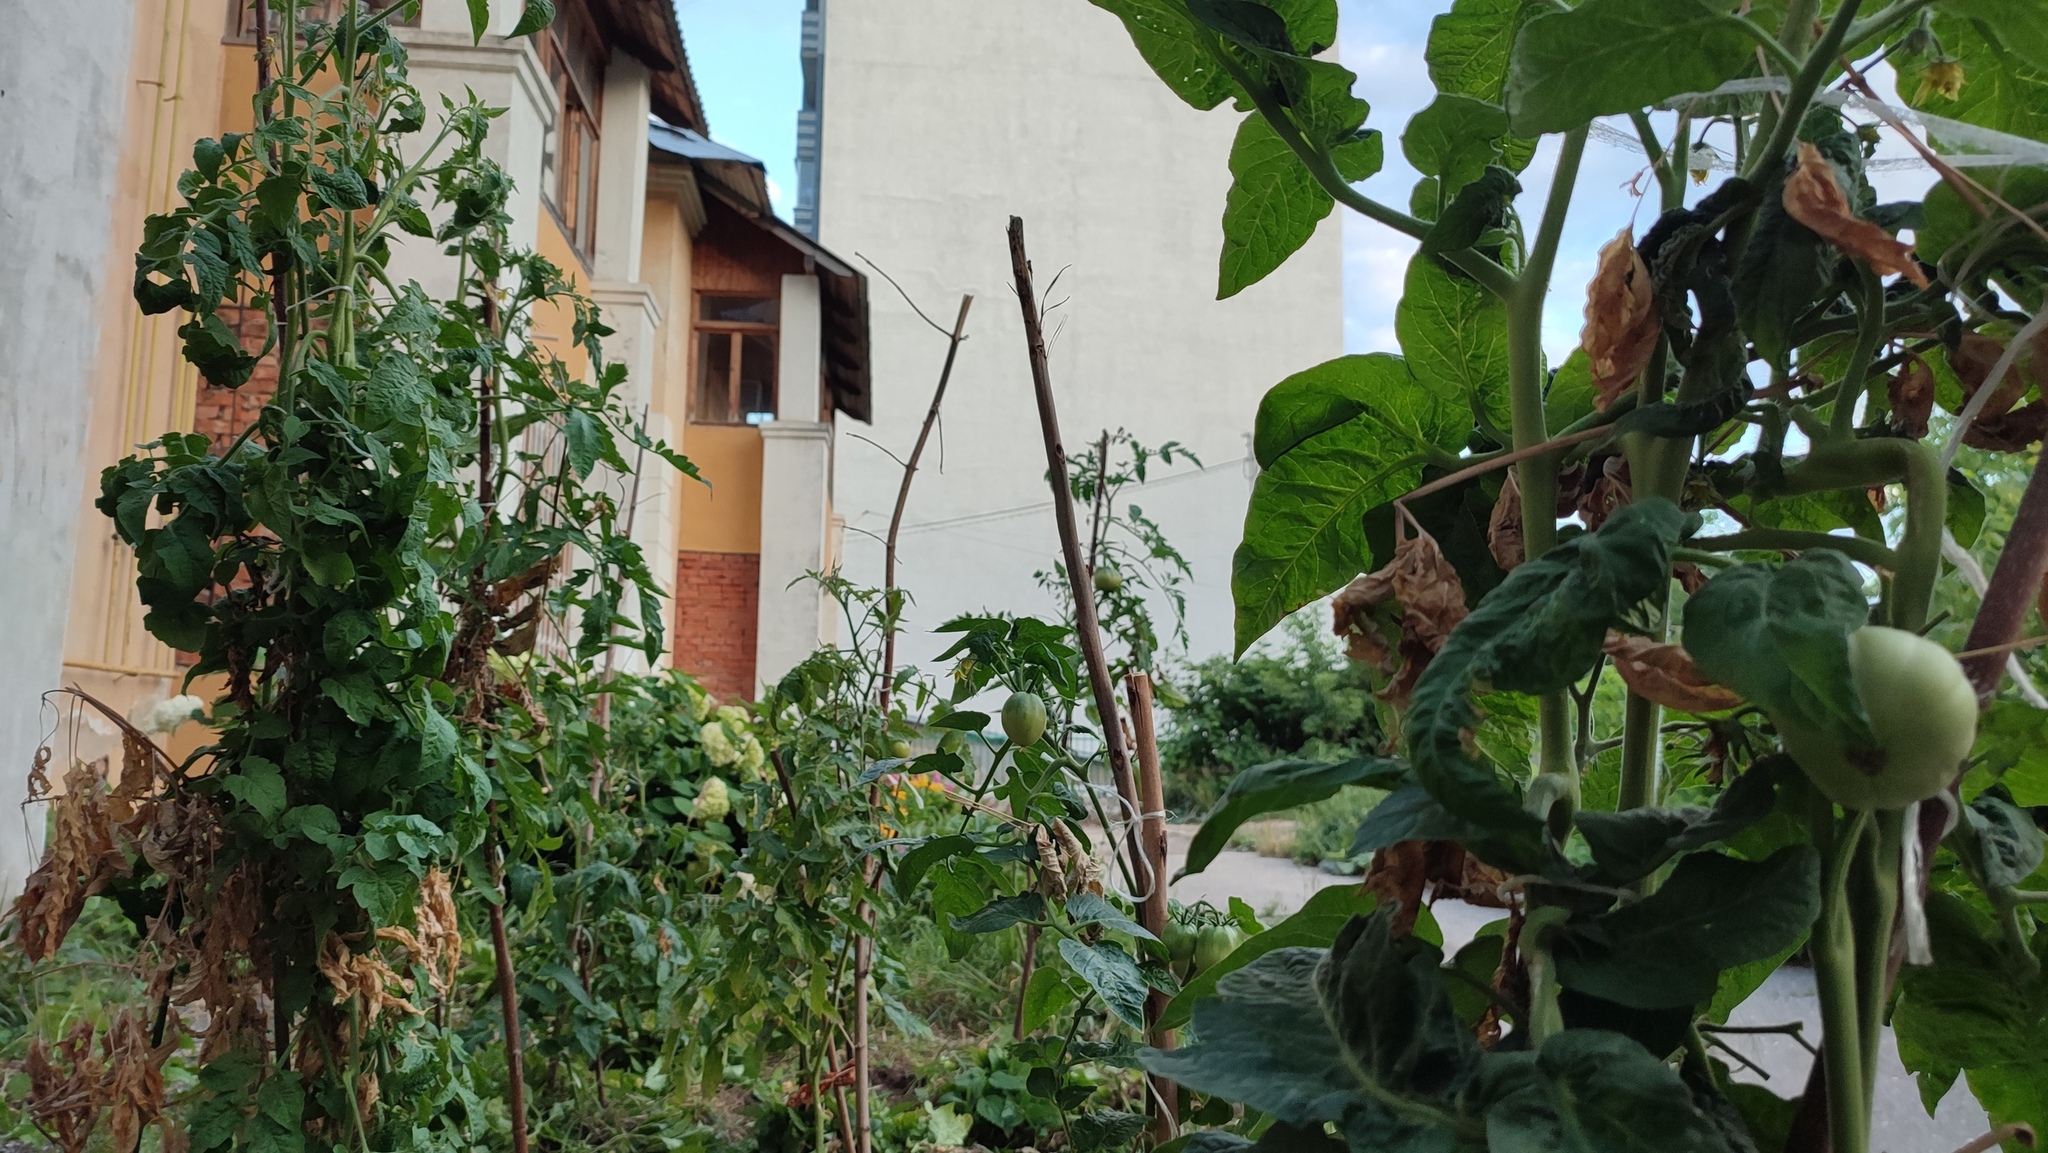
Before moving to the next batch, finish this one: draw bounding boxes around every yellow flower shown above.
[1916,59,1965,102]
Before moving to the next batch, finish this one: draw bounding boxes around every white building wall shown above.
[0,0,141,897]
[817,0,1343,673]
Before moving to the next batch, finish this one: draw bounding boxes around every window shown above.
[538,4,606,261]
[695,295,779,425]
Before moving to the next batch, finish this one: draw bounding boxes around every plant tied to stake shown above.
[1092,0,2048,1149]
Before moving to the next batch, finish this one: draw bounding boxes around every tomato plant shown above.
[1089,0,2048,1150]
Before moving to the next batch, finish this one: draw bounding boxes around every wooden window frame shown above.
[537,2,606,263]
[693,293,780,426]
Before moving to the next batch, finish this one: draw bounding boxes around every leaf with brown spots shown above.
[1783,142,1930,288]
[1952,329,2048,451]
[1603,631,1744,713]
[1579,227,1662,409]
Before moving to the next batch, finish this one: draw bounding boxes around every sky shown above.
[672,0,1937,369]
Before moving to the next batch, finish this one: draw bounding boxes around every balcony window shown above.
[695,295,778,425]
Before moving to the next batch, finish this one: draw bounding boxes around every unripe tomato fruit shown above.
[1778,626,1977,811]
[1162,921,1196,971]
[889,738,913,759]
[1002,691,1048,747]
[1093,566,1124,593]
[1193,925,1242,973]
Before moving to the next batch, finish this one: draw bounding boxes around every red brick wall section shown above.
[674,551,759,702]
[192,305,280,457]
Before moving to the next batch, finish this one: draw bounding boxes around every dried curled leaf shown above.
[1579,227,1662,409]
[13,760,122,962]
[1332,516,1471,708]
[1052,819,1103,897]
[1888,360,1935,439]
[1603,631,1745,713]
[1363,841,1509,936]
[1783,142,1930,288]
[1577,456,1633,533]
[318,933,422,1026]
[1488,473,1526,572]
[1952,330,2048,452]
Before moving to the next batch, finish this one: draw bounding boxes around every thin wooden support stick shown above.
[488,840,531,1153]
[1006,216,1146,886]
[1125,673,1176,1144]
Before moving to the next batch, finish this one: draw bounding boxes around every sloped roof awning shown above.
[585,0,706,132]
[648,124,872,424]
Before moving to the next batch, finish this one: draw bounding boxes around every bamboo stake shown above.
[1125,673,1177,1144]
[1006,216,1146,886]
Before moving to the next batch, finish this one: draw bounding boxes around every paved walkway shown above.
[1164,825,1990,1152]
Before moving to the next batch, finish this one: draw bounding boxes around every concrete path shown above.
[1164,826,1991,1152]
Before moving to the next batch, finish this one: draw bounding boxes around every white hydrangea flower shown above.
[134,694,205,735]
[714,704,750,727]
[738,733,765,777]
[686,685,713,722]
[699,720,739,767]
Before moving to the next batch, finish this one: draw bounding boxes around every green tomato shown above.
[1001,691,1048,747]
[889,738,913,759]
[1093,566,1124,593]
[1162,920,1197,969]
[1193,925,1242,973]
[1777,626,1977,811]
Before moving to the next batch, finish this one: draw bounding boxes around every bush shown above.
[1157,613,1381,813]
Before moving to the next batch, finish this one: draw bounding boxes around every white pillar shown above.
[756,423,835,693]
[777,274,822,421]
[593,56,651,284]
[389,4,553,297]
[0,0,140,897]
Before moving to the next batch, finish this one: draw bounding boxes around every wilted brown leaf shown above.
[1950,329,2048,451]
[102,1012,168,1153]
[1603,631,1744,713]
[1488,473,1525,571]
[13,760,122,962]
[1888,360,1935,439]
[1580,228,1663,409]
[318,932,422,1027]
[1362,841,1429,935]
[1783,142,1930,288]
[1333,515,1470,709]
[1577,457,1633,532]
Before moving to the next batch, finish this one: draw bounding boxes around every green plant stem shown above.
[1850,809,1901,1102]
[1843,0,1939,50]
[1747,0,1865,189]
[1628,112,1683,210]
[1522,906,1570,1047]
[1689,528,1900,570]
[1814,806,1872,1153]
[1777,436,1944,631]
[1830,267,1887,438]
[1737,16,1808,75]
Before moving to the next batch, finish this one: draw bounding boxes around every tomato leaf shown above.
[1145,909,1483,1132]
[1181,756,1408,878]
[1219,114,1340,299]
[1059,938,1151,1029]
[1086,0,1243,111]
[1504,0,1755,137]
[1572,757,1790,885]
[1397,251,1511,434]
[1680,552,1880,751]
[1231,408,1445,654]
[1553,846,1822,1010]
[1482,1030,1742,1151]
[1407,499,1684,839]
[1403,94,1510,194]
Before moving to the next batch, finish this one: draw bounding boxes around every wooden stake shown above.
[487,840,530,1153]
[1125,673,1177,1143]
[1006,216,1146,885]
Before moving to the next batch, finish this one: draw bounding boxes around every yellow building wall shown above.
[63,0,234,754]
